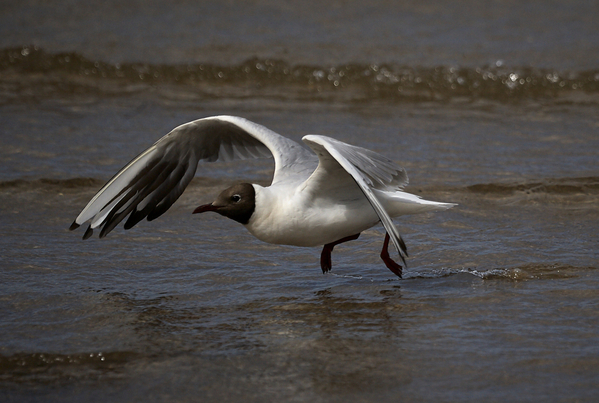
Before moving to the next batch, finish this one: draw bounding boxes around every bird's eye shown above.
[231,194,241,202]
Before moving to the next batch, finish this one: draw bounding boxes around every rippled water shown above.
[1,1,599,402]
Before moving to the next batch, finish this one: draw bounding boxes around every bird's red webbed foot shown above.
[320,233,361,273]
[380,232,403,278]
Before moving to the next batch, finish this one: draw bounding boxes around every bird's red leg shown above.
[320,233,361,273]
[381,233,403,278]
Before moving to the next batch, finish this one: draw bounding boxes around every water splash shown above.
[408,264,590,281]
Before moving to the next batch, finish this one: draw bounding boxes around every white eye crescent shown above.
[231,194,241,202]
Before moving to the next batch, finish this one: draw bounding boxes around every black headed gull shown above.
[70,115,455,277]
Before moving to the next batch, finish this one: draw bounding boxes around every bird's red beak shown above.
[193,203,219,214]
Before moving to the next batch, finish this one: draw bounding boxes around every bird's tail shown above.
[374,189,457,217]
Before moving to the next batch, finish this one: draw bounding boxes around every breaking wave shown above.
[2,46,599,103]
[2,176,597,199]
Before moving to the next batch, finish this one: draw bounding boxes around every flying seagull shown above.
[70,115,455,277]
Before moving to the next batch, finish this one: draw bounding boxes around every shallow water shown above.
[1,1,599,402]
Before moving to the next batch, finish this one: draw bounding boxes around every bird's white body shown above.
[71,115,455,276]
[249,181,450,247]
[248,182,377,247]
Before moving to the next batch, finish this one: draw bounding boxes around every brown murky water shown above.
[1,1,598,402]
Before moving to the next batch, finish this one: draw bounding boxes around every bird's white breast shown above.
[245,184,380,247]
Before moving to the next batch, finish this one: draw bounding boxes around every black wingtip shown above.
[69,221,80,231]
[398,235,408,258]
[82,225,93,240]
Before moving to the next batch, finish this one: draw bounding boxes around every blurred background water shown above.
[1,1,598,402]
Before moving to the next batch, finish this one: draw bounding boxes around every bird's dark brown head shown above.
[193,183,256,225]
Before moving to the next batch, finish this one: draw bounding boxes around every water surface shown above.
[1,1,598,402]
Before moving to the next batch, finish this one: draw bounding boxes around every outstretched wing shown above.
[302,135,408,263]
[70,115,315,239]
